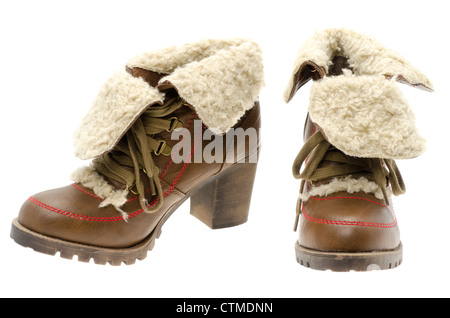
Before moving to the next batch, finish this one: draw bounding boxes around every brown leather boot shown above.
[10,39,264,265]
[284,29,433,271]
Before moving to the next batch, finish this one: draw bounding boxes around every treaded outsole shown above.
[10,218,161,266]
[295,241,403,272]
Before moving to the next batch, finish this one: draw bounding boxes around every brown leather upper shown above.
[18,67,261,248]
[296,57,401,253]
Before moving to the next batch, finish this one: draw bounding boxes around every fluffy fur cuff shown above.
[284,28,433,102]
[73,38,264,161]
[127,38,265,134]
[309,72,426,159]
[284,28,433,159]
[73,71,165,160]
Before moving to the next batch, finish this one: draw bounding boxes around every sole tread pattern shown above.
[10,218,161,266]
[295,241,403,272]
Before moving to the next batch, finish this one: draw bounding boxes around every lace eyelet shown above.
[128,182,138,195]
[166,117,183,132]
[154,140,172,156]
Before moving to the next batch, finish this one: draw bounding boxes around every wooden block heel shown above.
[190,162,258,229]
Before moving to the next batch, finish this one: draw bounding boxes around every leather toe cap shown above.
[299,192,401,253]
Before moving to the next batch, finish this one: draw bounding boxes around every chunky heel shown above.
[190,162,258,229]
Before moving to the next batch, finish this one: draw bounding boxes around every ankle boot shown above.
[284,29,433,271]
[11,38,264,265]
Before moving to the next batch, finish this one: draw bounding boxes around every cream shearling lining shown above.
[70,166,129,220]
[284,28,433,102]
[73,71,165,160]
[299,177,391,202]
[309,72,426,159]
[127,38,265,134]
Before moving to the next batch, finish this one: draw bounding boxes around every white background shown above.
[0,0,448,298]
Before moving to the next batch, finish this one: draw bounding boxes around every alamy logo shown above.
[170,119,259,164]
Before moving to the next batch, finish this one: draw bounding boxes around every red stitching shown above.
[29,196,124,222]
[71,184,103,201]
[302,204,397,228]
[30,120,203,222]
[310,195,387,207]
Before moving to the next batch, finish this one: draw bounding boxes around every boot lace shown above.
[292,130,406,231]
[93,97,185,214]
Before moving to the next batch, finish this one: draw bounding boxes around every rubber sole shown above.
[11,217,163,266]
[295,241,403,272]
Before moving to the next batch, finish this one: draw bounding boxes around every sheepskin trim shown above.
[299,177,391,202]
[73,71,165,160]
[127,38,250,74]
[309,72,426,159]
[71,166,129,220]
[127,38,264,133]
[284,28,433,102]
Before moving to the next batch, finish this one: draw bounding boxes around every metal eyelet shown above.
[154,140,172,156]
[128,182,138,195]
[166,117,183,132]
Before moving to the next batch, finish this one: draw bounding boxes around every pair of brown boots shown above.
[10,29,433,271]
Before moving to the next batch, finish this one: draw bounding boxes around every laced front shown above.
[292,130,406,231]
[93,97,185,214]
